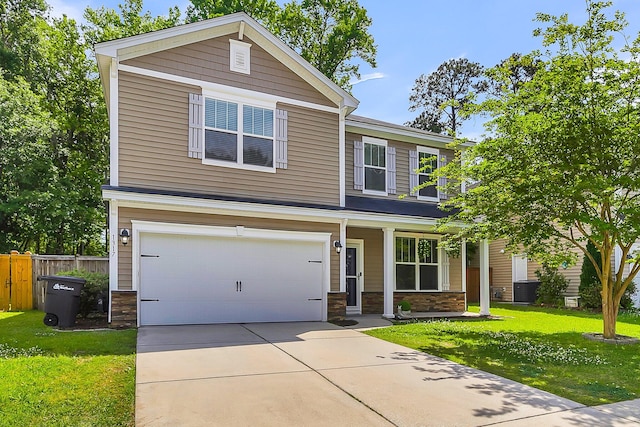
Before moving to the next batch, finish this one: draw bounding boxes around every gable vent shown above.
[230,39,251,74]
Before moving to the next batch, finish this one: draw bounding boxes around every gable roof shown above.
[94,12,358,112]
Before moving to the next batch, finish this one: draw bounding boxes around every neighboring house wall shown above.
[118,71,340,205]
[345,133,454,200]
[117,207,340,291]
[121,35,334,107]
[489,239,584,301]
[449,255,462,292]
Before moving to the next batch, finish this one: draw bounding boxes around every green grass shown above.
[0,311,137,426]
[365,304,640,406]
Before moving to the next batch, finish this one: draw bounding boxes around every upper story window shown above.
[204,97,274,171]
[417,146,439,201]
[363,136,387,195]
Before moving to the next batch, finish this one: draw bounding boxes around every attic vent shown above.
[230,39,251,74]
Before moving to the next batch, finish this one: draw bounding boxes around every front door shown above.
[346,241,363,314]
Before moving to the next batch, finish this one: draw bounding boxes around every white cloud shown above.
[350,72,386,86]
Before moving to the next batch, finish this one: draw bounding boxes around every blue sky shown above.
[50,0,640,138]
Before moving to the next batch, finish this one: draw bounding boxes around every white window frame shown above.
[202,92,276,173]
[394,232,442,292]
[362,136,388,196]
[416,146,440,202]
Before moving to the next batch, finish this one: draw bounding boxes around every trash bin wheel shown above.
[43,313,59,327]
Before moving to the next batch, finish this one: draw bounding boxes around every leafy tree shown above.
[275,0,376,90]
[407,58,487,136]
[486,53,540,96]
[187,0,377,90]
[83,0,181,46]
[186,0,278,23]
[0,75,56,252]
[0,0,48,80]
[441,1,640,338]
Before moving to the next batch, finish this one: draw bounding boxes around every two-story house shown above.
[95,12,491,327]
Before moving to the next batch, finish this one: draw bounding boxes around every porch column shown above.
[383,227,395,318]
[479,239,490,316]
[339,219,348,292]
[461,239,467,307]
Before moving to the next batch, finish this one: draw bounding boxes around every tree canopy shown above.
[186,0,377,90]
[441,0,640,338]
[407,58,486,136]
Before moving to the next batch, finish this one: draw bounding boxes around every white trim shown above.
[339,106,346,207]
[461,239,467,308]
[416,146,440,202]
[102,188,469,231]
[339,219,348,293]
[229,39,251,74]
[394,232,442,292]
[118,64,341,115]
[346,238,364,315]
[479,239,491,316]
[201,87,276,109]
[362,136,388,196]
[346,119,458,148]
[109,58,119,186]
[108,199,119,323]
[131,220,332,325]
[94,13,358,111]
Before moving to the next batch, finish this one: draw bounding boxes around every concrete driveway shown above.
[136,322,639,426]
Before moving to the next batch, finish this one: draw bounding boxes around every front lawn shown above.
[365,304,640,406]
[0,311,137,426]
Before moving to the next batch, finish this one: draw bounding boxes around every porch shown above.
[332,224,491,320]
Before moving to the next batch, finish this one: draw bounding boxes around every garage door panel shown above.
[139,231,325,325]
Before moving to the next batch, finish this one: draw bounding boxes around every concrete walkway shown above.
[136,322,640,426]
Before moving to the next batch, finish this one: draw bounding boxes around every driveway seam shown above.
[136,369,313,386]
[241,325,399,427]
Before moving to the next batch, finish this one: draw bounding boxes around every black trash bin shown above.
[40,275,86,327]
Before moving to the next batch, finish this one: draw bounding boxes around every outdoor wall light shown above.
[119,228,130,246]
[333,240,343,254]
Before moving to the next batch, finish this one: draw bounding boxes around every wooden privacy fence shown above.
[0,251,33,311]
[32,255,109,311]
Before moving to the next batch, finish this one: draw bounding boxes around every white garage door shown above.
[138,232,325,325]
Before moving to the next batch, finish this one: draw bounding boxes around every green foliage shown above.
[83,0,181,46]
[186,0,377,90]
[398,300,411,311]
[0,2,110,254]
[186,0,278,23]
[534,264,569,306]
[57,269,109,318]
[407,58,487,136]
[580,241,603,309]
[441,0,640,337]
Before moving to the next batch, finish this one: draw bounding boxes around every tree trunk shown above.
[602,292,618,338]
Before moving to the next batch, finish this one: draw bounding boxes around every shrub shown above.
[578,241,638,311]
[579,241,602,309]
[535,264,568,306]
[398,300,411,311]
[57,269,109,318]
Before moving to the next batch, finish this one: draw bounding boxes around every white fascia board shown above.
[94,12,358,113]
[346,120,473,149]
[119,64,340,115]
[102,188,467,231]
